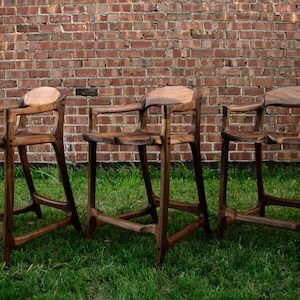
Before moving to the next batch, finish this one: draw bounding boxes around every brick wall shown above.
[1,1,300,164]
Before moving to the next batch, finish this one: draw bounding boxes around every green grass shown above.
[0,163,299,299]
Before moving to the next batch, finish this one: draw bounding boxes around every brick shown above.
[76,88,98,97]
[16,24,38,32]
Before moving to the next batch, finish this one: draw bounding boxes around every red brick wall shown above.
[1,1,300,163]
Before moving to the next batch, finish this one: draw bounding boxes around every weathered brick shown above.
[76,88,98,97]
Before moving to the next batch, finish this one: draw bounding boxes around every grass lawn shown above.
[0,163,299,299]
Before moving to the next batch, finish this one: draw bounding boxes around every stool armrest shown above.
[222,102,264,131]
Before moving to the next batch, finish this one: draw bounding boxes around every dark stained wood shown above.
[217,86,300,239]
[83,86,210,267]
[1,86,81,264]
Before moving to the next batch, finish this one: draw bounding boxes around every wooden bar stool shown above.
[83,86,210,267]
[1,86,81,264]
[217,86,300,239]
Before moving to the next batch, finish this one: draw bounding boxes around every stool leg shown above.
[156,132,171,267]
[190,141,210,233]
[217,138,230,240]
[87,141,97,238]
[3,143,15,263]
[53,140,81,232]
[138,145,158,223]
[255,143,265,216]
[18,145,42,218]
